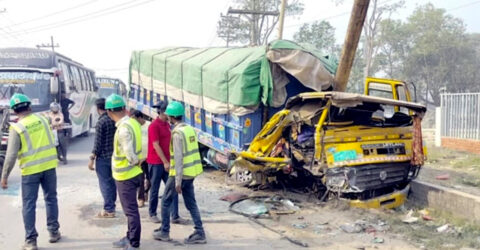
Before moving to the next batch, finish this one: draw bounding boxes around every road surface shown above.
[0,135,417,250]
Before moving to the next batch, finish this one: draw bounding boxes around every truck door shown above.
[364,77,413,116]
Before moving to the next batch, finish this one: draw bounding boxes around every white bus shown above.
[0,47,98,138]
[96,76,127,99]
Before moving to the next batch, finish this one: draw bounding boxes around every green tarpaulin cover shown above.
[129,40,337,115]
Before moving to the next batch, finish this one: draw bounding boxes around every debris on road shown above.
[340,223,363,233]
[229,195,301,217]
[230,197,269,217]
[220,192,248,203]
[372,237,385,244]
[402,210,419,224]
[228,195,308,248]
[422,215,433,221]
[248,217,309,248]
[340,219,389,234]
[292,222,309,229]
[436,174,450,180]
[436,224,450,233]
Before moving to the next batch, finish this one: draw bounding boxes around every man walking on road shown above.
[88,98,117,218]
[1,93,61,250]
[153,101,206,244]
[130,110,149,207]
[147,101,186,224]
[106,94,143,250]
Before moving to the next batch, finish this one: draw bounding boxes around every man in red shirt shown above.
[147,101,187,224]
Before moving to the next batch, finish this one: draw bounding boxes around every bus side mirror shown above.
[50,77,59,95]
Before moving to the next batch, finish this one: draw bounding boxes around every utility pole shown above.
[36,36,59,52]
[334,0,370,92]
[277,0,287,39]
[227,1,279,46]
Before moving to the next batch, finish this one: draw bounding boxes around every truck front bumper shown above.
[349,185,410,209]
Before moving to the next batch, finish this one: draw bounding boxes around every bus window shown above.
[86,70,92,91]
[58,61,72,93]
[88,71,94,91]
[70,66,82,92]
[79,69,87,91]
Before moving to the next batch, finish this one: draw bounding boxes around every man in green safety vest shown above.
[105,94,143,250]
[153,101,206,244]
[1,93,61,250]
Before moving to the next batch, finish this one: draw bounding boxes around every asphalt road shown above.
[0,135,416,250]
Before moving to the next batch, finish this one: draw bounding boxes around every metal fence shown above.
[441,93,480,140]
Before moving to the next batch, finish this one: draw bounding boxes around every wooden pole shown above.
[334,0,370,92]
[277,0,287,39]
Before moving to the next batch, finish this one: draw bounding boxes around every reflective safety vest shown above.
[169,124,203,178]
[10,114,58,176]
[112,117,143,181]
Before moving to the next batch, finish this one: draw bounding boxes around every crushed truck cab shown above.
[231,91,426,208]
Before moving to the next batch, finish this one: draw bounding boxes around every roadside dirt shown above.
[418,143,480,197]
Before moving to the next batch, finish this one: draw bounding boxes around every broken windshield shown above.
[0,71,51,107]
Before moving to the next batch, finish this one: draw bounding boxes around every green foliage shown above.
[293,21,336,54]
[373,3,480,105]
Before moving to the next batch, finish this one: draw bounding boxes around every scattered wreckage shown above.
[229,91,427,209]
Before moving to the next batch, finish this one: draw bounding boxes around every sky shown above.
[0,0,479,82]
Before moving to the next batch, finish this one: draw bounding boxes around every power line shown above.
[447,0,480,11]
[0,8,25,46]
[6,0,144,34]
[7,0,156,35]
[286,0,480,30]
[284,0,396,29]
[0,0,98,29]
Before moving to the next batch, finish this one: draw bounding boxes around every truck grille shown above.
[326,162,412,192]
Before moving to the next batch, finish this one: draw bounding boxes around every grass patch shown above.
[426,145,480,174]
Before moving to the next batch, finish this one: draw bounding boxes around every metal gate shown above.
[441,93,480,140]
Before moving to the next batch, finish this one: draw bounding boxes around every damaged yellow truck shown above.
[231,78,426,209]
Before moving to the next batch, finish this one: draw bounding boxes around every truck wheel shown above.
[225,158,253,187]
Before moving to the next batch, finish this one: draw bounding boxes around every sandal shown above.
[97,210,115,218]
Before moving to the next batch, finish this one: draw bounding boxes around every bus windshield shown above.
[0,71,51,107]
[98,87,118,98]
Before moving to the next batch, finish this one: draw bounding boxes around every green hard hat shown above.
[10,93,31,109]
[105,94,126,110]
[165,101,185,117]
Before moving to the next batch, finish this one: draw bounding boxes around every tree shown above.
[402,3,469,105]
[293,20,336,54]
[376,19,409,78]
[217,0,304,46]
[362,0,404,78]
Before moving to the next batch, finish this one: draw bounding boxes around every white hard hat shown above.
[50,102,60,112]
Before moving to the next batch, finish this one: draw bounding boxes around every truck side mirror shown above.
[50,76,59,95]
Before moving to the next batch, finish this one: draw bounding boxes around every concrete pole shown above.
[334,0,370,92]
[435,107,442,147]
[277,0,287,39]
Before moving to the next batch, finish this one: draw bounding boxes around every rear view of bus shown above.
[0,47,97,138]
[96,77,127,99]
